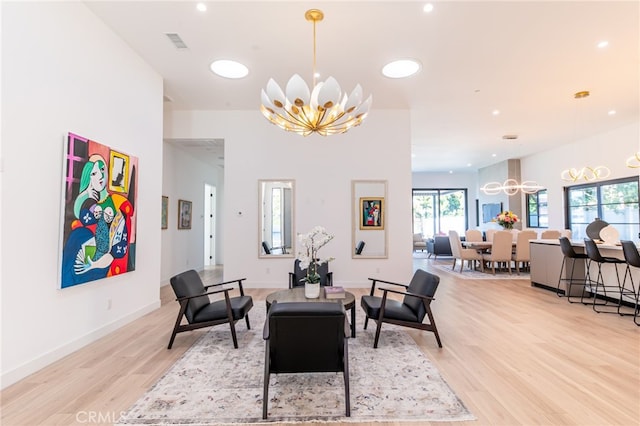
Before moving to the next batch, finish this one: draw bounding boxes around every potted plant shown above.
[297,226,334,298]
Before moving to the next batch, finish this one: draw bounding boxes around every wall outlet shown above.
[107,299,112,310]
[266,267,270,274]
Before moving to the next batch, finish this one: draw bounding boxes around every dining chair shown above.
[449,230,483,272]
[540,229,562,239]
[485,229,498,243]
[511,230,538,274]
[482,231,513,274]
[465,229,483,242]
[560,229,573,239]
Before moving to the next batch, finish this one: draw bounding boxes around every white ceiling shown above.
[85,0,639,172]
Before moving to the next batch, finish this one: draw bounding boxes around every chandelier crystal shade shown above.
[260,9,372,136]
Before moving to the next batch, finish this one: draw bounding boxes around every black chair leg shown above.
[229,321,239,348]
[167,303,188,349]
[343,340,350,417]
[363,316,369,330]
[245,314,251,330]
[263,341,271,419]
[426,308,443,348]
[373,320,383,348]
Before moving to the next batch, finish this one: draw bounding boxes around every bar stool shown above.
[620,240,640,326]
[556,237,589,303]
[583,238,626,314]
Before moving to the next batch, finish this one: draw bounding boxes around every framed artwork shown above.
[109,150,130,193]
[482,202,503,223]
[161,196,168,229]
[59,132,138,289]
[178,199,192,229]
[360,197,384,230]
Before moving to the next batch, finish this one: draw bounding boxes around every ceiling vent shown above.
[165,33,188,49]
[502,134,518,140]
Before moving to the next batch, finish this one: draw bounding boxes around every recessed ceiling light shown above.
[608,110,617,116]
[597,40,609,48]
[492,109,500,116]
[449,170,453,174]
[382,59,421,79]
[423,3,434,13]
[492,153,497,157]
[196,3,207,12]
[210,60,249,79]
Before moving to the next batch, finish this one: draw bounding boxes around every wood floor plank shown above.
[1,262,639,426]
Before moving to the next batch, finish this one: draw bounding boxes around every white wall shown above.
[1,2,163,388]
[161,142,223,283]
[164,109,414,287]
[522,122,640,230]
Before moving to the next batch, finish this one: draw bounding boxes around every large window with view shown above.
[412,189,468,238]
[527,189,549,228]
[566,177,639,241]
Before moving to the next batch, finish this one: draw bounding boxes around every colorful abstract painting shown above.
[60,132,138,289]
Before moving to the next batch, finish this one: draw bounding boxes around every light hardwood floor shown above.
[1,261,639,426]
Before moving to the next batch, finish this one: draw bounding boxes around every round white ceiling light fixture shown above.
[382,59,422,79]
[210,60,249,79]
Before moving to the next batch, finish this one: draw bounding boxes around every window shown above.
[566,177,639,241]
[527,189,549,228]
[413,189,468,237]
[271,187,282,247]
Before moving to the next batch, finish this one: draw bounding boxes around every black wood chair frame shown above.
[262,301,350,419]
[362,276,442,349]
[168,277,251,349]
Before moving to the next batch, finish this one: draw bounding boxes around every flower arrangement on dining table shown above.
[297,226,334,284]
[495,211,519,230]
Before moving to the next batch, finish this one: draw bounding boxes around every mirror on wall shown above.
[259,179,295,258]
[352,180,388,258]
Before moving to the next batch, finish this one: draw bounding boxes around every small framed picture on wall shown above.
[178,199,192,230]
[359,197,384,230]
[161,196,168,229]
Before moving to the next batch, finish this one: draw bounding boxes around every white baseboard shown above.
[0,300,160,390]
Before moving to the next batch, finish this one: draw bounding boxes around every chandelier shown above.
[560,166,611,182]
[260,9,372,136]
[627,152,640,168]
[480,179,543,196]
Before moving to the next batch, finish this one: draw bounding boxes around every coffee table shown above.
[265,287,356,338]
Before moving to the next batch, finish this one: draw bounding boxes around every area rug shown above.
[426,260,531,280]
[117,303,474,425]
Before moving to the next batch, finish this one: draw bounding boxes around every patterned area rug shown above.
[425,260,531,280]
[117,303,474,425]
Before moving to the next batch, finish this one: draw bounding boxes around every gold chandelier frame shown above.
[260,9,372,136]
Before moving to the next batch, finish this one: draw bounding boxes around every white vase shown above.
[304,282,320,299]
